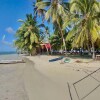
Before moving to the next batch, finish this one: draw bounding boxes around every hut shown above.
[40,43,51,54]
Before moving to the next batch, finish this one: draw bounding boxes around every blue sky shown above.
[1,0,99,52]
[0,0,34,52]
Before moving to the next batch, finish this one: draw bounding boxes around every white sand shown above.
[0,54,28,100]
[0,54,100,100]
[24,55,100,100]
[0,63,29,100]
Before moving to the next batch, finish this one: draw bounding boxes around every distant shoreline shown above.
[0,51,17,55]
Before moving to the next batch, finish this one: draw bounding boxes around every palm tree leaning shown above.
[35,0,70,54]
[50,27,68,52]
[15,14,40,55]
[64,0,100,59]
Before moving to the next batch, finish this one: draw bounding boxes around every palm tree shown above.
[38,23,53,54]
[50,28,68,51]
[50,33,62,50]
[64,0,100,59]
[35,0,70,53]
[15,14,40,55]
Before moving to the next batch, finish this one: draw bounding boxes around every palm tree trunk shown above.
[92,43,95,59]
[45,45,49,55]
[58,23,67,54]
[62,37,67,52]
[87,31,92,56]
[87,45,91,56]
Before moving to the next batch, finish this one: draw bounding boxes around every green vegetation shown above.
[64,0,100,59]
[15,14,40,55]
[15,0,100,59]
[35,0,70,53]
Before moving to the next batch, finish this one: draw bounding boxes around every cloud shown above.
[5,27,15,34]
[1,35,13,47]
[2,40,13,46]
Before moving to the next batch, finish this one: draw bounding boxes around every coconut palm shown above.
[33,0,46,22]
[35,0,70,53]
[50,26,69,52]
[38,24,50,42]
[50,33,62,50]
[64,0,100,59]
[15,14,40,55]
[38,23,53,54]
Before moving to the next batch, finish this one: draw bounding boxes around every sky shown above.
[0,0,99,52]
[0,0,34,52]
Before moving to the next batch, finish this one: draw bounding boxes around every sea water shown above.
[0,51,22,60]
[0,51,16,55]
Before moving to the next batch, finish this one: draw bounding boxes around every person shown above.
[80,48,82,55]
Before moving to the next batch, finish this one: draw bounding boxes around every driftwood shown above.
[0,60,25,64]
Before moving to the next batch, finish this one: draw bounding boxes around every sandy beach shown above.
[25,55,100,100]
[0,54,28,100]
[0,54,100,100]
[0,0,100,100]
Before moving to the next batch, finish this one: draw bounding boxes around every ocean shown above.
[0,51,17,55]
[0,52,22,60]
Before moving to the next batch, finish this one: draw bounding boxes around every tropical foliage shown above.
[38,24,50,43]
[50,29,71,51]
[15,0,100,59]
[64,0,100,58]
[35,0,70,52]
[15,14,40,55]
